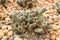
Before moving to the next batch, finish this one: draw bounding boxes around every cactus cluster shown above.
[9,7,51,34]
[55,2,60,14]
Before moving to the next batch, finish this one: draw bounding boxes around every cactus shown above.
[38,7,47,14]
[15,0,37,8]
[38,7,47,18]
[55,2,60,14]
[18,26,25,33]
[10,7,51,34]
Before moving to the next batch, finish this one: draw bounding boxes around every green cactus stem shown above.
[18,26,25,33]
[38,7,47,15]
[34,28,44,33]
[37,7,47,18]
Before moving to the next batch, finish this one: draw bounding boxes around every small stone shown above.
[1,38,7,40]
[56,25,60,29]
[32,32,35,36]
[7,26,12,30]
[52,24,58,30]
[50,31,57,40]
[48,0,54,3]
[0,30,4,38]
[0,13,4,19]
[3,36,7,39]
[44,14,49,17]
[0,21,2,24]
[24,38,27,40]
[54,18,58,22]
[57,30,60,35]
[49,16,53,19]
[51,34,56,40]
[45,34,50,38]
[50,31,57,35]
[3,29,8,34]
[3,15,8,18]
[5,17,10,22]
[48,19,54,23]
[7,31,13,37]
[14,37,22,40]
[54,22,58,25]
[56,37,60,40]
[45,38,49,40]
[2,25,8,30]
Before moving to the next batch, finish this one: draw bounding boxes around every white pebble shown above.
[7,31,13,37]
[3,36,7,39]
[7,25,12,30]
[2,25,7,30]
[52,15,57,19]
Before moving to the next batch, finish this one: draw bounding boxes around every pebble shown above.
[51,34,56,40]
[49,16,53,19]
[2,25,8,30]
[54,18,58,22]
[50,31,57,40]
[56,25,60,29]
[3,29,8,34]
[54,22,58,25]
[52,25,58,30]
[50,31,57,35]
[0,30,4,38]
[48,0,54,3]
[1,38,7,40]
[3,15,8,18]
[5,17,10,22]
[56,37,60,40]
[14,37,22,40]
[45,38,50,40]
[52,15,57,18]
[57,30,60,35]
[48,19,54,23]
[0,21,2,24]
[43,14,49,18]
[24,38,27,40]
[7,31,13,37]
[0,13,4,18]
[45,34,50,38]
[1,36,7,40]
[7,26,12,30]
[32,32,35,36]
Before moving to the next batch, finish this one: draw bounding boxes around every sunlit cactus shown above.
[38,7,47,15]
[37,7,47,18]
[9,7,51,34]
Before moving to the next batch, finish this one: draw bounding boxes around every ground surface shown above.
[0,0,60,40]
